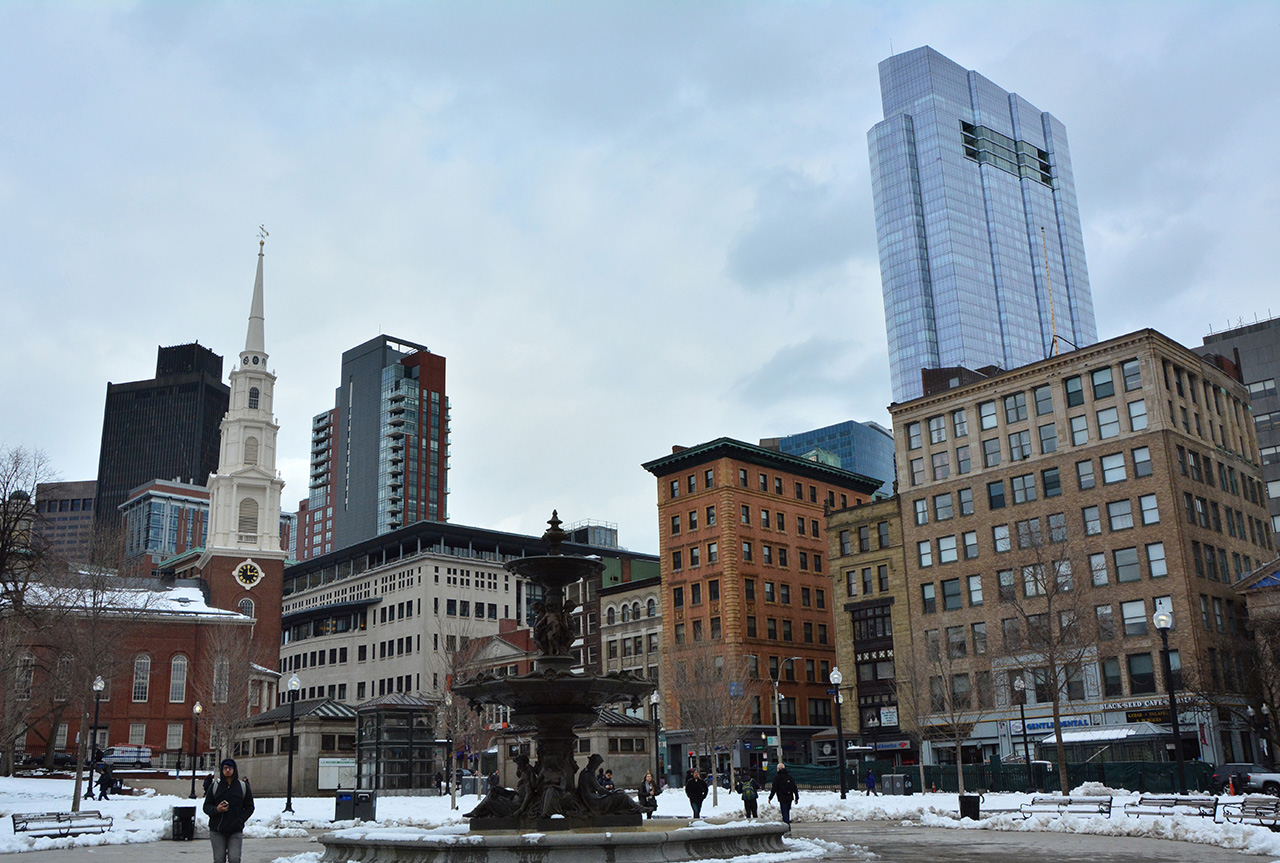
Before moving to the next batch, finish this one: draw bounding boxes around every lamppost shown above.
[444,692,456,810]
[86,676,105,800]
[1153,611,1187,794]
[769,656,803,768]
[189,701,203,798]
[830,667,847,799]
[285,673,300,813]
[650,691,661,788]
[1013,676,1033,792]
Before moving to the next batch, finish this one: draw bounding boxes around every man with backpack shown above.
[736,772,759,819]
[203,758,254,863]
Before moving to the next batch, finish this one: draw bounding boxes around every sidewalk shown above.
[11,821,1259,863]
[9,833,321,863]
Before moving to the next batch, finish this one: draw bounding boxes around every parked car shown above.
[1211,762,1268,793]
[1246,769,1280,796]
[20,752,76,768]
[100,745,152,768]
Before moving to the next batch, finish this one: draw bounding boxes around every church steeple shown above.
[241,232,268,369]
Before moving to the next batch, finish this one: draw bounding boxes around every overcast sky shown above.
[2,1,1278,554]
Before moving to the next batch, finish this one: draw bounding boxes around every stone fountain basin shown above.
[453,671,655,716]
[319,820,790,863]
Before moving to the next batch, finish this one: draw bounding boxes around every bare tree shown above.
[992,519,1100,793]
[197,620,258,765]
[895,621,997,793]
[664,637,758,807]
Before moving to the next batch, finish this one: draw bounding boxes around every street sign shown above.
[766,735,779,746]
[826,688,838,695]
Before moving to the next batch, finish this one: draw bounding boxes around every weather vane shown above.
[258,225,269,244]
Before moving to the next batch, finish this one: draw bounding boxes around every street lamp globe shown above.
[650,690,660,706]
[829,667,842,686]
[1153,610,1173,632]
[288,673,301,694]
[193,701,203,717]
[1013,676,1026,692]
[93,676,105,693]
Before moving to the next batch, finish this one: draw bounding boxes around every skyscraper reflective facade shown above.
[869,46,1097,403]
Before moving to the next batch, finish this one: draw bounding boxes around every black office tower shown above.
[93,344,230,532]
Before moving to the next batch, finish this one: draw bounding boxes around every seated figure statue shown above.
[464,753,535,819]
[576,753,646,815]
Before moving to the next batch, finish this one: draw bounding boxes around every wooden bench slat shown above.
[12,810,113,837]
[1123,795,1218,818]
[1019,795,1112,819]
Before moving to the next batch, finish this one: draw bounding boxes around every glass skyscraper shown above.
[869,46,1097,403]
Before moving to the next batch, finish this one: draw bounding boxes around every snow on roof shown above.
[19,582,249,621]
[1040,722,1170,744]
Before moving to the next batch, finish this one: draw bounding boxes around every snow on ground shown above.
[0,776,1278,858]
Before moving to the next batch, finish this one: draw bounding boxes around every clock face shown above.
[235,560,262,588]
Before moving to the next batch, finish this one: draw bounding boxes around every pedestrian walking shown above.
[640,770,659,818]
[684,768,708,818]
[864,770,878,796]
[768,763,799,825]
[737,773,759,819]
[435,771,444,793]
[96,764,114,801]
[203,758,255,863]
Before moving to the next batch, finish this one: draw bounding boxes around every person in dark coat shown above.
[203,758,254,863]
[768,763,799,824]
[96,764,114,801]
[684,768,708,818]
[602,770,615,791]
[864,770,878,796]
[737,773,759,819]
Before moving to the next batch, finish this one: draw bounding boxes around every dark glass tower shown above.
[93,344,229,532]
[869,46,1098,403]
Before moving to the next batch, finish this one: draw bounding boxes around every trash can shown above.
[354,790,376,822]
[904,773,915,795]
[171,805,196,841]
[886,774,904,796]
[958,793,981,821]
[335,790,355,821]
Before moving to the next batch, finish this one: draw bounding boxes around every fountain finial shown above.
[543,510,567,553]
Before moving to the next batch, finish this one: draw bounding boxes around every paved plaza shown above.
[9,820,1264,863]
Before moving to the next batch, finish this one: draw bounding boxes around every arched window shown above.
[16,653,34,701]
[238,498,259,541]
[213,657,230,704]
[169,655,188,703]
[621,605,630,623]
[606,606,616,625]
[243,436,259,466]
[239,597,255,618]
[647,598,656,618]
[248,386,260,409]
[632,602,641,620]
[132,654,151,702]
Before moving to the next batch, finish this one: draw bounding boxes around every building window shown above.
[1122,360,1142,391]
[958,487,974,515]
[133,654,151,702]
[982,438,1002,468]
[1004,393,1028,424]
[1107,500,1133,531]
[1039,423,1057,454]
[129,723,146,745]
[1042,467,1061,498]
[907,422,922,449]
[1077,460,1095,490]
[248,386,260,409]
[1128,400,1148,431]
[1139,494,1160,525]
[939,535,958,564]
[1070,415,1089,446]
[988,480,1006,510]
[1147,542,1168,577]
[953,409,968,437]
[1133,447,1153,478]
[239,598,255,617]
[1101,453,1127,484]
[1009,430,1032,461]
[934,493,953,520]
[918,541,932,567]
[992,524,1010,552]
[1092,367,1115,399]
[1064,376,1084,407]
[1097,407,1120,439]
[169,655,188,703]
[1011,474,1036,504]
[1090,552,1108,586]
[1114,547,1140,583]
[957,445,971,474]
[963,531,978,559]
[1127,653,1156,695]
[928,415,946,444]
[921,583,936,613]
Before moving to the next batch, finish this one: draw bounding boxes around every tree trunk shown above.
[955,734,965,793]
[71,709,88,812]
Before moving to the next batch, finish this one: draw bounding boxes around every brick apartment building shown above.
[832,329,1274,768]
[643,438,880,778]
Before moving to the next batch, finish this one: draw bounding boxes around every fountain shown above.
[318,513,789,862]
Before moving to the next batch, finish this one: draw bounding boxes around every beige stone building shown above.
[838,329,1271,767]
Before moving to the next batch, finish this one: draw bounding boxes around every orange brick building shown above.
[643,438,880,776]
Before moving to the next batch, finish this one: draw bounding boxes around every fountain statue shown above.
[454,511,653,828]
[317,511,788,863]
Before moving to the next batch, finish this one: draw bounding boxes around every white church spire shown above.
[242,227,268,368]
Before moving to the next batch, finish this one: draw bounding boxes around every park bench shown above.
[11,810,114,837]
[1019,795,1112,819]
[1123,795,1219,819]
[1222,795,1280,828]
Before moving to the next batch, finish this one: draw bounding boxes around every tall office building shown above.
[760,420,896,496]
[1197,317,1280,537]
[94,344,230,532]
[298,336,449,558]
[33,480,97,561]
[869,46,1098,403]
